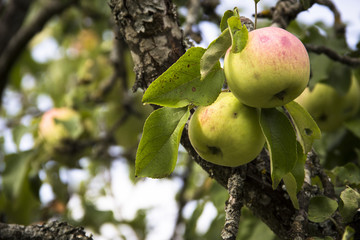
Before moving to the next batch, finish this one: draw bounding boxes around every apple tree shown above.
[1,0,360,239]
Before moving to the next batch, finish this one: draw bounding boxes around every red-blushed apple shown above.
[224,26,310,108]
[39,107,81,147]
[188,92,265,167]
[295,76,360,132]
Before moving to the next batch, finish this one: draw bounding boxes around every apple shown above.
[224,26,310,108]
[39,107,82,147]
[294,76,360,132]
[188,92,265,167]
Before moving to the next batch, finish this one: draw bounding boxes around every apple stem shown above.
[254,1,258,29]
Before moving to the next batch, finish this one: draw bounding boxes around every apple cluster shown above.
[189,27,311,167]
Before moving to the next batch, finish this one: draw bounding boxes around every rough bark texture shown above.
[110,0,347,239]
[0,221,93,240]
[109,0,186,91]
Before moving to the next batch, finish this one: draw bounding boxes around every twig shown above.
[221,167,246,240]
[305,44,360,67]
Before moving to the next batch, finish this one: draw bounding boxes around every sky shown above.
[2,1,360,240]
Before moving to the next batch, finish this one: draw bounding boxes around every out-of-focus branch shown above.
[183,0,202,43]
[315,0,345,36]
[0,0,79,105]
[0,0,33,55]
[0,221,93,240]
[271,0,316,28]
[305,44,360,67]
[171,156,194,240]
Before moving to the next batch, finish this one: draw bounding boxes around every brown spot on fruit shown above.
[192,87,196,92]
[207,145,222,156]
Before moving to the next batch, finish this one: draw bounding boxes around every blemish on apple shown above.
[281,36,291,47]
[207,145,222,156]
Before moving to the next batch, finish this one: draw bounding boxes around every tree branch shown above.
[0,0,79,105]
[305,44,360,67]
[314,0,345,36]
[0,221,93,240]
[109,0,186,92]
[271,0,316,28]
[0,0,33,55]
[221,167,246,240]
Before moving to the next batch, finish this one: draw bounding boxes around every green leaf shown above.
[283,173,299,209]
[200,29,231,80]
[54,115,83,139]
[308,54,330,89]
[292,141,306,191]
[12,124,29,150]
[308,196,338,223]
[142,47,224,108]
[227,16,248,54]
[135,107,190,178]
[339,187,360,223]
[285,101,321,153]
[281,142,306,209]
[259,108,298,188]
[342,226,355,240]
[3,151,33,199]
[331,163,360,186]
[220,10,234,32]
[326,61,352,96]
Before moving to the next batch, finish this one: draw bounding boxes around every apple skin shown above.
[39,107,81,146]
[224,27,310,108]
[188,92,265,167]
[294,76,360,132]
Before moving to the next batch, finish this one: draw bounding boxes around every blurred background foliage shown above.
[0,0,360,239]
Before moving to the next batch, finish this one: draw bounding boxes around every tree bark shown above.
[0,221,93,240]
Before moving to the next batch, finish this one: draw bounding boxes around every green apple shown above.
[294,76,360,132]
[39,107,82,147]
[188,92,265,167]
[224,26,310,108]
